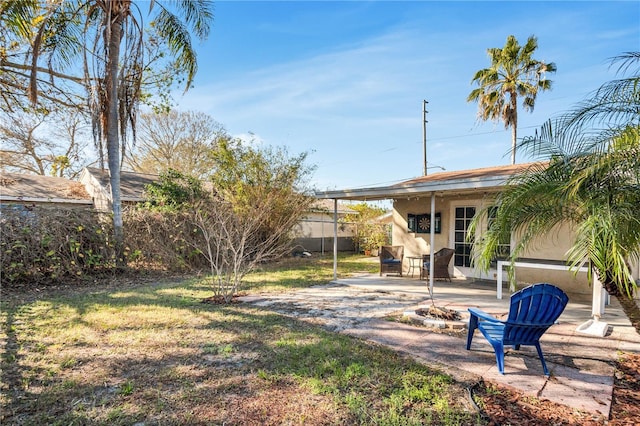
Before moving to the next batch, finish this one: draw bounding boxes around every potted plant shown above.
[360,223,389,256]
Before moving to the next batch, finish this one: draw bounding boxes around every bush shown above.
[123,207,209,271]
[341,203,390,254]
[1,206,114,285]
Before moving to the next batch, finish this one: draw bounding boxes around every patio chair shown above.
[379,245,404,277]
[466,283,569,376]
[420,248,455,281]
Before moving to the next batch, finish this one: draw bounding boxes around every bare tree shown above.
[139,150,316,302]
[188,187,313,303]
[0,108,91,178]
[126,110,229,179]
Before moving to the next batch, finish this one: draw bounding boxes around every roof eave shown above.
[0,196,94,205]
[314,175,510,201]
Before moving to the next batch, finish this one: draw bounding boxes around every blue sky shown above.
[177,1,640,191]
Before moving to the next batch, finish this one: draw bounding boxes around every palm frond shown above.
[471,161,576,276]
[548,53,640,144]
[152,8,197,90]
[174,0,213,39]
[0,0,39,39]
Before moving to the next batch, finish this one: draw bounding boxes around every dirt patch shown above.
[211,378,356,425]
[415,305,462,320]
[609,352,640,424]
[201,293,248,304]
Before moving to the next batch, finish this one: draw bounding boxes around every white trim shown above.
[449,201,480,279]
[0,196,93,205]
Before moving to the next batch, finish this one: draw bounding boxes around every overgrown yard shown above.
[1,254,638,425]
[1,255,479,425]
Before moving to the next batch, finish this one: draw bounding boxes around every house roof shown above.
[84,167,159,202]
[314,162,544,201]
[0,172,92,204]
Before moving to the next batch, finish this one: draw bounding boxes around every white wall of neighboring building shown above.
[293,210,357,252]
[79,168,112,212]
[295,211,356,239]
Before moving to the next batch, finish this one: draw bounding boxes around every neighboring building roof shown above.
[310,199,359,215]
[376,211,393,224]
[83,167,159,202]
[0,172,92,204]
[84,168,331,216]
[315,162,545,201]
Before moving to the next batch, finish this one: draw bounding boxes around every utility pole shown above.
[422,99,428,176]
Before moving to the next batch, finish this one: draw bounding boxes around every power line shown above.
[416,124,542,144]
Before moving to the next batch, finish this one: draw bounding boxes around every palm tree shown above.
[0,0,85,112]
[467,35,556,165]
[471,53,640,334]
[25,0,213,266]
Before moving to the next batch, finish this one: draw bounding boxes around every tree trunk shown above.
[601,277,640,336]
[510,95,518,165]
[615,294,640,336]
[105,16,125,269]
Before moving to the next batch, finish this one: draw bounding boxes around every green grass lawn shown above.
[1,254,483,425]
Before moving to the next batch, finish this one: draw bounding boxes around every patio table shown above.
[407,256,423,278]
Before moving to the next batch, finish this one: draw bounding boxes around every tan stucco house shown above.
[315,162,640,298]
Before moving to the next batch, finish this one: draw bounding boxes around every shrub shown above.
[123,207,209,271]
[0,206,114,285]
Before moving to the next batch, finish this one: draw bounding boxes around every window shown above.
[454,206,475,267]
[408,214,416,233]
[408,212,441,233]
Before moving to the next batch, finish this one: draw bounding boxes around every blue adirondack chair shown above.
[466,283,569,376]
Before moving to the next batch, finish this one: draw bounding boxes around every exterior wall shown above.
[79,170,111,212]
[518,222,577,259]
[295,212,355,239]
[391,193,640,296]
[510,223,588,294]
[392,195,453,276]
[392,197,450,258]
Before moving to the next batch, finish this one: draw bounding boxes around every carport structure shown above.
[314,164,529,296]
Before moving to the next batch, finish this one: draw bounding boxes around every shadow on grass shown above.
[0,277,479,425]
[1,306,25,420]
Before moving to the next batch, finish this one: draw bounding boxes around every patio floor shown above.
[335,274,640,419]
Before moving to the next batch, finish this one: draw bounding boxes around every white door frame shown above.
[449,201,495,280]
